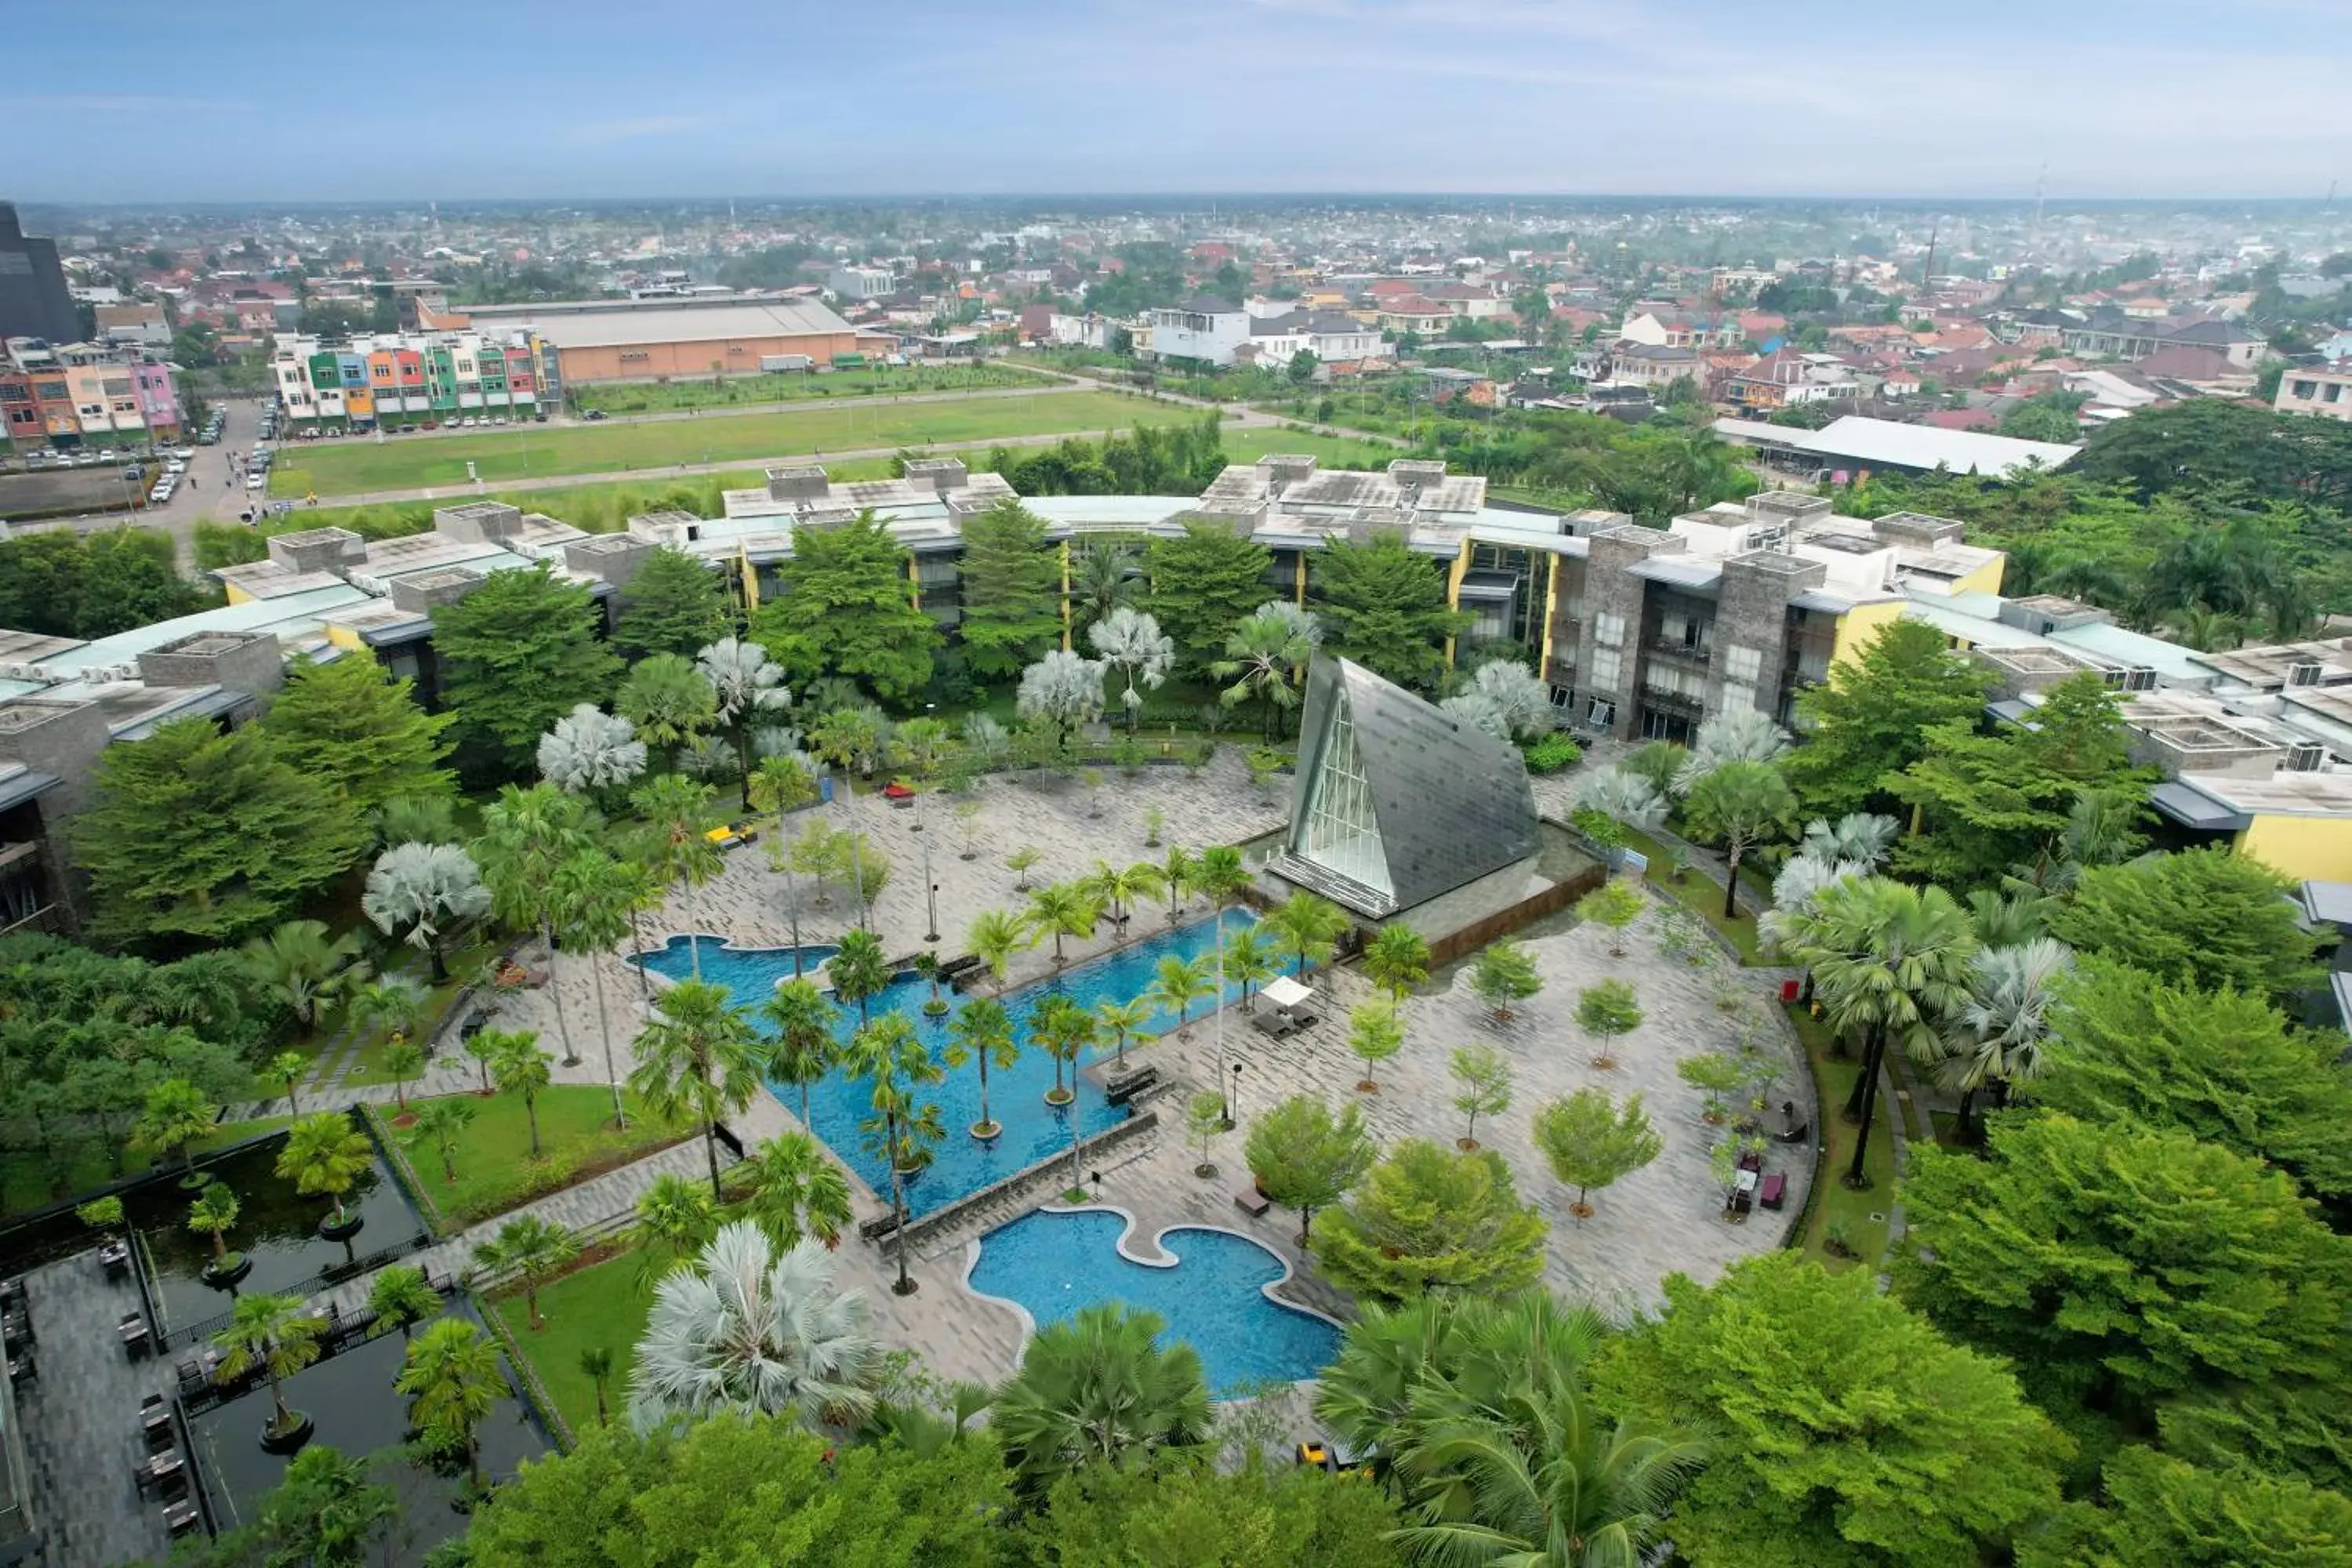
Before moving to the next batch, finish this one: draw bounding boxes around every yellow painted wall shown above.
[1951,554,2007,596]
[1443,539,1473,666]
[1537,554,1561,676]
[2236,814,2352,883]
[1294,552,1308,608]
[223,582,255,607]
[1060,542,1073,651]
[1830,598,1907,667]
[737,547,759,612]
[325,622,368,652]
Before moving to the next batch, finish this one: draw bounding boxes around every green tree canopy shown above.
[1308,532,1472,692]
[1896,1112,2352,1426]
[1144,517,1274,674]
[74,719,367,950]
[2043,846,2322,1003]
[613,546,729,660]
[957,499,1065,680]
[2031,958,2352,1200]
[1243,1094,1376,1243]
[1310,1138,1548,1307]
[2018,1446,2352,1568]
[260,652,454,815]
[750,510,938,702]
[431,563,623,781]
[1023,1457,1405,1568]
[1597,1251,2067,1568]
[0,526,202,640]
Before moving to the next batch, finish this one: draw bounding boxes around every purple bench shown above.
[1759,1173,1786,1210]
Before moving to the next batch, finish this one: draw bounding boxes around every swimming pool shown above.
[965,1207,1342,1394]
[632,909,1258,1216]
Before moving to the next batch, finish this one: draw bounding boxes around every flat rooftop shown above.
[473,297,855,350]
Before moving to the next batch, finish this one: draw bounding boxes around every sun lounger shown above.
[1759,1173,1786,1210]
[1232,1189,1272,1218]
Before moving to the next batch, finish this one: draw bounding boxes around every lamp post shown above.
[1229,1062,1244,1130]
[923,833,940,944]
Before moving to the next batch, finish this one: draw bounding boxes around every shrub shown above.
[1521,732,1584,775]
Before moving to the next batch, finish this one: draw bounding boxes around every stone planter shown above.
[260,1411,314,1454]
[318,1211,364,1243]
[201,1253,252,1288]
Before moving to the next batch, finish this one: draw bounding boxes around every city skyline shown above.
[9,0,2346,204]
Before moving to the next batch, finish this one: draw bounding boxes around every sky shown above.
[12,0,2350,204]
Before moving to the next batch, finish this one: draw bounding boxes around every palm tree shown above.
[965,908,1033,995]
[946,996,1019,1139]
[992,1302,1211,1487]
[839,1013,942,1295]
[740,1132,853,1250]
[579,1347,617,1425]
[372,793,462,851]
[187,1181,241,1278]
[1160,845,1196,924]
[758,978,836,1129]
[1094,996,1152,1069]
[268,1051,308,1116]
[1213,604,1317,740]
[1025,882,1100,965]
[1142,953,1214,1037]
[474,782,598,1061]
[1266,891,1349,978]
[275,1112,372,1236]
[1775,876,1977,1189]
[1085,858,1164,927]
[1225,926,1279,1012]
[408,1096,473,1186]
[1363,924,1432,1008]
[366,1265,441,1343]
[696,637,793,806]
[825,927,893,1029]
[241,920,368,1030]
[474,1214,579,1331]
[630,979,771,1202]
[1929,937,2072,1141]
[215,1292,325,1443]
[1069,538,1138,635]
[1679,759,1800,920]
[536,703,647,800]
[747,753,818,858]
[628,1220,878,1432]
[397,1319,504,1488]
[632,1171,718,1290]
[1027,994,1094,1106]
[361,842,493,985]
[133,1077,219,1187]
[627,772,724,980]
[380,1040,426,1114]
[349,976,430,1058]
[485,1030,554,1158]
[1088,607,1175,731]
[553,848,643,1127]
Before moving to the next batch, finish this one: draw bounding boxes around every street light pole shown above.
[923,833,939,944]
[1230,1062,1244,1129]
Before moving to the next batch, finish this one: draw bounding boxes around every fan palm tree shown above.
[628,1220,878,1432]
[991,1302,1211,1487]
[1027,994,1094,1106]
[1774,876,1976,1189]
[824,927,893,1029]
[361,842,493,985]
[946,996,1020,1138]
[133,1077,219,1187]
[474,782,598,1062]
[1159,844,1197,924]
[487,1031,554,1159]
[275,1112,372,1236]
[1069,539,1139,635]
[695,637,793,807]
[628,774,723,981]
[1025,882,1101,965]
[839,1012,942,1295]
[1363,924,1432,1008]
[408,1096,472,1186]
[1087,606,1174,731]
[579,1347,617,1425]
[241,920,368,1030]
[1266,891,1349,978]
[629,979,771,1202]
[1094,996,1152,1070]
[632,1171,719,1290]
[187,1181,241,1277]
[965,908,1034,995]
[1679,759,1800,920]
[1213,605,1316,741]
[397,1319,504,1487]
[1225,925,1279,1013]
[739,1132,853,1250]
[474,1214,579,1331]
[1798,812,1899,873]
[367,1265,441,1344]
[536,703,648,800]
[215,1292,325,1443]
[1929,937,2073,1141]
[1142,953,1214,1038]
[552,848,642,1127]
[758,978,837,1129]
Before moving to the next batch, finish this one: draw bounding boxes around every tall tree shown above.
[2044,845,2322,1003]
[1783,619,1994,817]
[1243,1094,1375,1243]
[2020,1446,2352,1568]
[397,1318,505,1487]
[74,719,367,949]
[1212,604,1318,740]
[838,1011,942,1295]
[737,1131,853,1251]
[261,653,455,815]
[957,499,1065,679]
[695,637,793,805]
[1311,1138,1547,1307]
[1308,532,1472,691]
[614,546,730,660]
[1087,606,1175,729]
[360,840,492,983]
[1014,650,1105,750]
[1596,1251,2066,1568]
[433,563,623,780]
[1679,759,1798,920]
[1022,1457,1406,1568]
[750,510,938,702]
[1145,517,1274,674]
[629,978,771,1201]
[475,1213,580,1330]
[475,782,597,1063]
[1532,1087,1662,1217]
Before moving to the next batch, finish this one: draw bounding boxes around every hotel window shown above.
[1722,644,1762,684]
[1588,648,1621,688]
[2294,380,2317,398]
[1592,612,1625,648]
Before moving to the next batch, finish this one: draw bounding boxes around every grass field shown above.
[270,389,1151,498]
[389,1086,690,1228]
[1786,1005,1900,1272]
[572,361,1046,416]
[1218,425,1404,469]
[492,1250,649,1432]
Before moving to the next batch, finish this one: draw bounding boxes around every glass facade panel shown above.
[1294,690,1392,898]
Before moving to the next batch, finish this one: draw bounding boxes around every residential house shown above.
[1240,310,1390,368]
[1724,351,1859,414]
[1606,343,1701,391]
[2277,365,2352,423]
[1143,296,1250,366]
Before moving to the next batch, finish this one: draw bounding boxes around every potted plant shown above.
[276,1112,372,1245]
[214,1293,323,1452]
[190,1181,250,1287]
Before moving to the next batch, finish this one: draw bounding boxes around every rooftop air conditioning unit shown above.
[2288,660,2325,687]
[2288,742,2328,772]
[2123,666,2157,691]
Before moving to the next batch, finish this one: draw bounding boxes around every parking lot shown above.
[2,397,264,563]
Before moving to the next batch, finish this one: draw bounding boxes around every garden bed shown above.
[488,1248,651,1436]
[373,1087,688,1231]
[1615,826,1769,964]
[1782,1004,1899,1273]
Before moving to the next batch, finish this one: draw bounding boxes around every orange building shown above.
[461,296,890,386]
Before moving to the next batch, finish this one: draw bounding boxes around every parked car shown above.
[583,409,608,421]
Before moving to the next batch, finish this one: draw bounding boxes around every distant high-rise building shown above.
[0,203,78,345]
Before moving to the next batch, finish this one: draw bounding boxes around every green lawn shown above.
[488,1247,648,1434]
[572,361,1047,416]
[1785,1005,1900,1273]
[387,1086,691,1228]
[1218,426,1403,469]
[270,390,1152,498]
[0,1113,296,1218]
[1617,828,1768,963]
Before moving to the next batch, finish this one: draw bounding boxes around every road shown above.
[6,396,261,567]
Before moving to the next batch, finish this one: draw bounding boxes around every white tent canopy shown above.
[1261,975,1315,1012]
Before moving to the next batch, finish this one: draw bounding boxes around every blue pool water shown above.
[632,909,1257,1216]
[967,1208,1341,1393]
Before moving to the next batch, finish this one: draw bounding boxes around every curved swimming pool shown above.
[966,1207,1341,1394]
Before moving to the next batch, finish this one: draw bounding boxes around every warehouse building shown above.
[457,295,893,387]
